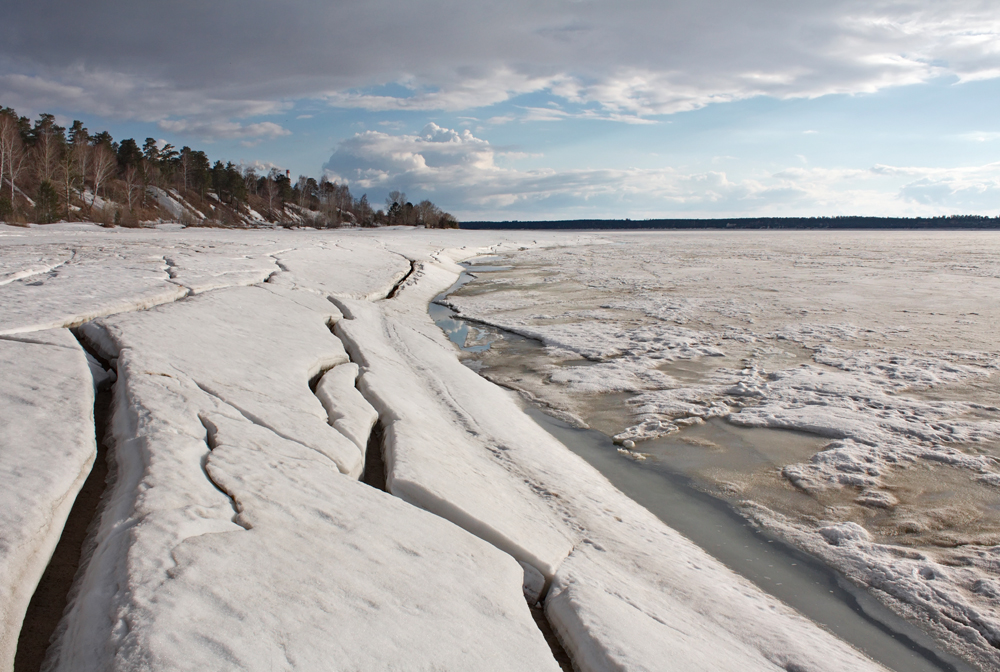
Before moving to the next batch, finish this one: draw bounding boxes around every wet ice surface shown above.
[526,406,974,672]
[443,233,1000,671]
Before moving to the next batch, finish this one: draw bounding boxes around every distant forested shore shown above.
[0,105,456,228]
[462,216,1000,230]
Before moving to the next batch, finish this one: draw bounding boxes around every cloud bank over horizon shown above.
[2,0,999,217]
[322,123,1000,219]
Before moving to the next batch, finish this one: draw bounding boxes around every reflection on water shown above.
[427,301,497,353]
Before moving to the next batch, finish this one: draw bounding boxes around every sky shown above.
[2,0,999,220]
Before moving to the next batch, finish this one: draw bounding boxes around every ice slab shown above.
[47,347,559,670]
[0,329,95,671]
[315,363,379,452]
[335,294,577,582]
[0,257,188,335]
[271,243,412,300]
[92,285,363,475]
[139,413,559,671]
[546,543,883,672]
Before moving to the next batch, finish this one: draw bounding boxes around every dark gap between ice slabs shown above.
[14,343,114,672]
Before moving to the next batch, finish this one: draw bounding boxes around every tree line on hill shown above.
[0,106,457,228]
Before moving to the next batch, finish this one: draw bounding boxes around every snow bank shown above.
[0,329,95,671]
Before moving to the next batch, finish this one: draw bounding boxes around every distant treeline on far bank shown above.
[462,215,1000,231]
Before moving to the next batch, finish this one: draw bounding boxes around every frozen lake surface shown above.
[1,224,995,671]
[440,232,1000,671]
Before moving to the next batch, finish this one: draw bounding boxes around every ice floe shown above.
[441,231,1000,669]
[0,329,95,671]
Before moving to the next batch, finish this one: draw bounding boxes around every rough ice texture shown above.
[441,231,1000,669]
[749,505,1000,672]
[0,329,95,671]
[0,226,920,671]
[336,294,577,582]
[42,261,561,671]
[95,408,558,671]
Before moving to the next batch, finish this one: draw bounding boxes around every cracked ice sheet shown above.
[269,242,412,300]
[47,339,557,670]
[336,256,885,672]
[315,363,378,453]
[0,329,95,671]
[151,413,558,671]
[335,275,576,581]
[0,224,559,338]
[89,284,362,476]
[0,225,285,335]
[160,249,278,295]
[0,246,188,335]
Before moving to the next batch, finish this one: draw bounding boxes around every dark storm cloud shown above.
[2,1,998,133]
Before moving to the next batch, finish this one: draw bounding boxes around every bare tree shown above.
[90,143,116,210]
[416,199,442,227]
[33,118,63,184]
[73,141,90,199]
[56,150,79,219]
[0,113,16,202]
[0,114,26,205]
[357,193,372,226]
[385,190,406,212]
[123,164,142,211]
[242,166,258,196]
[179,147,192,192]
[296,175,310,208]
[265,168,281,219]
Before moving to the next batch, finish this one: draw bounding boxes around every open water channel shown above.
[429,263,978,672]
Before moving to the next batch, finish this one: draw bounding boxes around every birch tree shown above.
[0,112,27,205]
[265,168,281,219]
[123,164,141,211]
[90,143,116,210]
